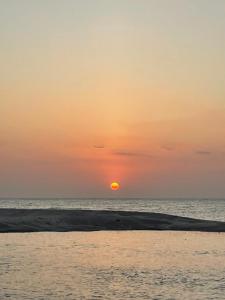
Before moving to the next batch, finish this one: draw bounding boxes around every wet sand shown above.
[1,209,225,233]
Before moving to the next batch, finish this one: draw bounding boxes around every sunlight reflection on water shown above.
[0,231,225,299]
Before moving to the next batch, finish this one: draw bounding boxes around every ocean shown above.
[1,231,225,300]
[0,197,225,221]
[1,198,225,299]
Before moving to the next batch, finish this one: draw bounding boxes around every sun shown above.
[110,181,120,191]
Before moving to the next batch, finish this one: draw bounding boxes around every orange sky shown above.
[1,0,225,197]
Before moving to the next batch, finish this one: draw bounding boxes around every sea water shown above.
[0,231,225,300]
[0,198,225,221]
[1,198,225,299]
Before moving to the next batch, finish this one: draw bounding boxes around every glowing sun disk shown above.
[110,182,120,191]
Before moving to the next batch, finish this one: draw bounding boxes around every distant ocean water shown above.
[0,198,225,222]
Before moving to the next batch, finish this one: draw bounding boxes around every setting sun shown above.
[110,182,120,191]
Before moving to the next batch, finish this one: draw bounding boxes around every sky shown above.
[1,0,225,197]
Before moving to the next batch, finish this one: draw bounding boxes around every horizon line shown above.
[0,197,225,200]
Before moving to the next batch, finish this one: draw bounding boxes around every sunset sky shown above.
[1,0,225,197]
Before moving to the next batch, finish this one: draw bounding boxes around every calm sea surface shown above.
[1,198,225,299]
[1,231,225,300]
[0,198,225,221]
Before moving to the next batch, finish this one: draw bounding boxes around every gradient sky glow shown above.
[1,0,225,197]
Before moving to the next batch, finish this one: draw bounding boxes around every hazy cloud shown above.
[93,145,105,149]
[113,150,152,158]
[195,150,212,155]
[161,145,174,151]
